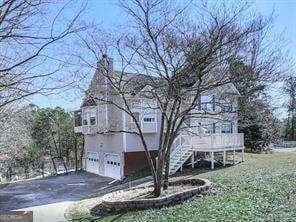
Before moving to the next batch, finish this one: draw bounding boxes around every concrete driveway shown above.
[0,172,114,221]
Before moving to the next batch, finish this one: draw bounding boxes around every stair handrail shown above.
[170,135,191,164]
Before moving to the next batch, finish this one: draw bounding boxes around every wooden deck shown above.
[191,133,244,152]
[190,133,244,169]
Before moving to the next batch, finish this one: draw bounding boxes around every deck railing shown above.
[191,133,244,151]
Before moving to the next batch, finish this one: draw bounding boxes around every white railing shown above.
[191,133,244,151]
[74,126,82,133]
[169,134,192,174]
[82,125,97,135]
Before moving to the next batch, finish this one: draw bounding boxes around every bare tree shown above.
[0,0,86,109]
[76,0,276,196]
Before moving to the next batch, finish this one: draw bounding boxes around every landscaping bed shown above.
[90,178,211,215]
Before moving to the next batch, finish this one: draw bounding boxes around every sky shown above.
[31,0,296,118]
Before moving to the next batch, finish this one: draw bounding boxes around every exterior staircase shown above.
[168,135,193,175]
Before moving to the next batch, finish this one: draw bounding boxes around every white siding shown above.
[84,133,123,175]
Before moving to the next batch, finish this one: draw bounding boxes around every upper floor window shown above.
[204,123,216,134]
[221,123,233,133]
[200,95,215,111]
[90,116,96,125]
[222,100,235,113]
[82,108,97,126]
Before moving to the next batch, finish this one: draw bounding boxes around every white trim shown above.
[105,92,108,128]
[122,110,127,152]
[104,153,122,180]
[85,151,100,174]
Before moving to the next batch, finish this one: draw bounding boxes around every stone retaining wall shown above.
[91,178,211,215]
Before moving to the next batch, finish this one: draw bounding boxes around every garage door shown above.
[104,153,121,179]
[86,152,100,174]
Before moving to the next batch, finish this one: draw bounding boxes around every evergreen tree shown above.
[283,76,296,140]
[230,60,280,152]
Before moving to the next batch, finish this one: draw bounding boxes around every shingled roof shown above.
[81,67,240,107]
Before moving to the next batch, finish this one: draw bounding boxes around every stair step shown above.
[168,139,193,175]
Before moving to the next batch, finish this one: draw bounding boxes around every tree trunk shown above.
[74,136,78,172]
[292,115,295,140]
[50,150,57,174]
[41,161,45,178]
[163,135,176,190]
[79,136,84,170]
[24,163,29,179]
[153,178,162,197]
[153,152,165,197]
[61,157,68,173]
[163,152,170,190]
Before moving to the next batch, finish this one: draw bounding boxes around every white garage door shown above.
[86,152,100,174]
[104,153,121,180]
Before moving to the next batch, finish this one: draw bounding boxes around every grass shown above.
[67,152,296,222]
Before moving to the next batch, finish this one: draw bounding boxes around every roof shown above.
[81,97,97,107]
[82,68,240,107]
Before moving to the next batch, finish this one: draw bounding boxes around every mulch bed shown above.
[91,178,212,215]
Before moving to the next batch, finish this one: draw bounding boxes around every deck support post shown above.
[242,149,245,162]
[211,152,214,170]
[191,152,194,168]
[223,151,226,166]
[233,150,236,165]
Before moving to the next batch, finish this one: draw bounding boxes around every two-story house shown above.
[74,55,244,180]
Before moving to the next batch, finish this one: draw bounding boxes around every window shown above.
[200,95,214,111]
[223,100,235,113]
[90,116,96,125]
[213,123,216,134]
[205,124,215,134]
[83,119,88,125]
[143,117,155,122]
[221,123,233,133]
[74,110,82,126]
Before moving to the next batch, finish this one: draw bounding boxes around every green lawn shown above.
[67,152,296,222]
